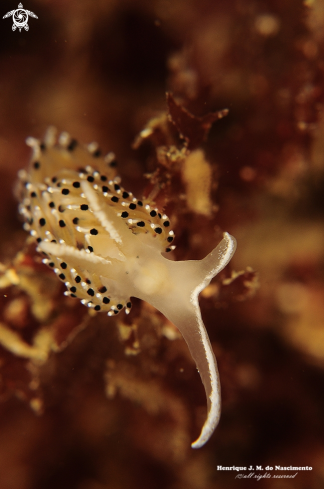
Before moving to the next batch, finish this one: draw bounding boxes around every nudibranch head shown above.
[17,127,236,448]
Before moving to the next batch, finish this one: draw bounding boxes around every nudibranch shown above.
[17,127,236,448]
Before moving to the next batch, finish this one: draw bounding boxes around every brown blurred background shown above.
[0,0,324,488]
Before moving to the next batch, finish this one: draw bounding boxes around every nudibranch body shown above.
[17,127,236,448]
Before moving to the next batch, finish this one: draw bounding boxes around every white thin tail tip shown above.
[191,440,204,449]
[191,437,205,449]
[191,412,221,449]
[191,426,215,449]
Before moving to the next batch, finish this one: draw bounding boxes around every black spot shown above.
[109,160,117,167]
[102,186,109,193]
[90,228,98,235]
[127,302,132,308]
[67,139,78,151]
[30,191,37,198]
[73,217,79,225]
[80,204,88,211]
[155,227,162,234]
[58,205,65,213]
[36,238,42,243]
[137,221,145,227]
[59,273,66,280]
[138,201,143,206]
[166,247,171,252]
[60,262,67,269]
[85,278,91,284]
[114,310,119,314]
[99,286,107,293]
[51,240,57,243]
[167,236,174,242]
[49,201,55,208]
[40,143,46,151]
[93,149,101,157]
[39,218,46,227]
[75,276,81,283]
[111,196,119,203]
[150,210,157,217]
[163,221,170,227]
[122,191,129,199]
[100,175,107,182]
[33,161,40,170]
[73,181,81,188]
[129,203,136,210]
[70,286,77,293]
[114,184,120,191]
[71,294,77,298]
[87,176,94,183]
[121,211,129,218]
[59,220,66,228]
[62,189,70,195]
[94,305,101,311]
[88,246,94,252]
[52,177,57,183]
[56,182,61,187]
[158,213,162,218]
[87,288,95,297]
[103,297,110,304]
[49,262,55,267]
[117,304,123,310]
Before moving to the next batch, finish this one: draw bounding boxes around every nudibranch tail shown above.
[18,128,237,449]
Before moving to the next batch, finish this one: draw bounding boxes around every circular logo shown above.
[13,9,29,31]
[3,3,38,32]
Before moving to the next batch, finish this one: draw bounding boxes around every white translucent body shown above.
[39,181,237,448]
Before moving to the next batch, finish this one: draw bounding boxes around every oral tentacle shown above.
[131,233,236,448]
